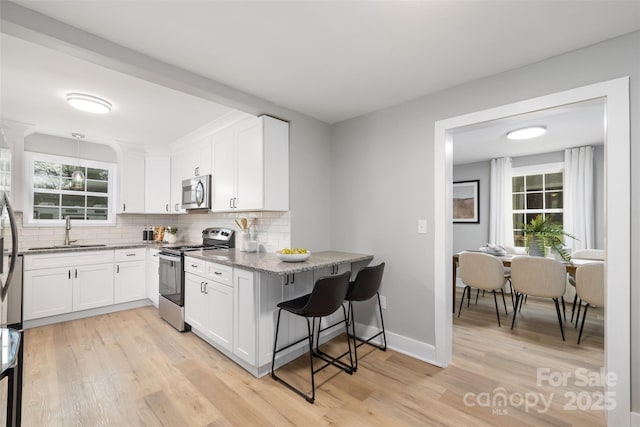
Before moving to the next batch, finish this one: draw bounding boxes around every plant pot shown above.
[528,236,545,257]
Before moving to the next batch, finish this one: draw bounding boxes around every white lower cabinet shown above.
[233,268,256,364]
[185,259,234,352]
[23,267,73,320]
[23,250,116,321]
[114,248,147,303]
[185,272,207,331]
[207,281,234,352]
[147,249,160,306]
[73,264,115,311]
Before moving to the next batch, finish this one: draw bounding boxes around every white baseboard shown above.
[631,411,640,427]
[354,322,440,367]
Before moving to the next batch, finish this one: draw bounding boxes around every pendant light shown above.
[71,133,85,190]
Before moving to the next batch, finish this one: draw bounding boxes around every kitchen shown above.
[1,1,640,426]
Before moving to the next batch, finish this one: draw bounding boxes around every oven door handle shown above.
[159,253,181,263]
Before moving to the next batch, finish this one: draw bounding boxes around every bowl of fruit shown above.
[277,248,311,262]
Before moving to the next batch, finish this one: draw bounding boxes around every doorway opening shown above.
[433,78,630,425]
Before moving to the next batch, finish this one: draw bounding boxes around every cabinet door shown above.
[206,281,233,352]
[233,268,256,364]
[235,118,264,211]
[73,263,115,311]
[170,151,188,213]
[195,136,213,176]
[147,250,160,306]
[185,273,206,331]
[114,260,147,303]
[257,273,286,366]
[120,151,145,213]
[23,267,73,320]
[144,156,171,213]
[212,128,236,211]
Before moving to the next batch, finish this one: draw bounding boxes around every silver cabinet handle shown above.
[166,204,169,212]
[68,270,71,280]
[203,282,208,294]
[75,269,78,278]
[214,271,222,275]
[123,203,126,212]
[200,282,204,293]
[117,265,120,274]
[229,198,233,208]
[126,253,136,257]
[191,264,198,268]
[175,203,179,211]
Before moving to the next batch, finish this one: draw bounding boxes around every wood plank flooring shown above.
[16,290,604,426]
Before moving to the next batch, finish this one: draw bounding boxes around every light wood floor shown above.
[16,290,604,426]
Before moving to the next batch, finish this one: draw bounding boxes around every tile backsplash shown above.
[13,210,290,252]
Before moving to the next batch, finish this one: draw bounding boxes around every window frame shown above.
[24,152,116,226]
[511,162,564,248]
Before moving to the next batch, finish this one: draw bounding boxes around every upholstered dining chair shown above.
[569,249,605,324]
[575,262,605,344]
[458,252,509,326]
[510,256,567,340]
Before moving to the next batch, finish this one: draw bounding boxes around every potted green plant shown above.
[522,214,576,262]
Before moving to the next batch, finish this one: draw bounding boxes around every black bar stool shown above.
[316,263,387,372]
[345,263,386,371]
[270,271,353,403]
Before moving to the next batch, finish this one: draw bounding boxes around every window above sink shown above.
[24,152,115,226]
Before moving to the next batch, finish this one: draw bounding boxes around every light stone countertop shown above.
[18,241,196,255]
[185,249,374,275]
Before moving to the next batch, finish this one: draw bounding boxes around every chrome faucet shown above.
[64,216,77,246]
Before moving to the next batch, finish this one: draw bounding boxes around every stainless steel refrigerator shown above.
[0,128,22,427]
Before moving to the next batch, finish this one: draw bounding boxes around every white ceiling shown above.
[0,2,637,154]
[452,99,606,165]
[11,1,640,124]
[0,34,237,147]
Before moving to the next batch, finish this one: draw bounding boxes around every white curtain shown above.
[489,157,514,249]
[564,146,594,252]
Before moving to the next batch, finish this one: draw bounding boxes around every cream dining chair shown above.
[575,262,605,344]
[458,252,509,326]
[569,249,605,324]
[510,256,567,341]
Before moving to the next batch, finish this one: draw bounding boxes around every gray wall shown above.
[452,161,490,254]
[452,145,605,253]
[331,31,639,410]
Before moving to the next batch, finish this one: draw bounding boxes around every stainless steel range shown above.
[158,227,234,331]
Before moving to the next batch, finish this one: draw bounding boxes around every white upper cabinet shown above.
[119,150,145,213]
[170,136,213,214]
[212,116,289,213]
[170,150,188,214]
[212,128,236,211]
[144,156,171,213]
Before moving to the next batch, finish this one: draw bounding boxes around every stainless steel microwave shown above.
[182,175,211,210]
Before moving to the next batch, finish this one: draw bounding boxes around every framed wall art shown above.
[453,180,479,223]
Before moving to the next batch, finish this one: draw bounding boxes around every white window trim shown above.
[24,152,116,226]
[511,163,565,251]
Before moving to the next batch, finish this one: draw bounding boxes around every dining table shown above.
[451,253,602,313]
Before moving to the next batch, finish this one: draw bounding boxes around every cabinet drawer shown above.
[184,257,206,276]
[24,250,114,270]
[206,262,232,285]
[115,247,147,262]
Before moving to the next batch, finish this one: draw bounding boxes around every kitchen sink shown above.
[27,244,108,251]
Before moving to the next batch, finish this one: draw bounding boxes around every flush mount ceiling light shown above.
[65,93,112,114]
[506,126,547,140]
